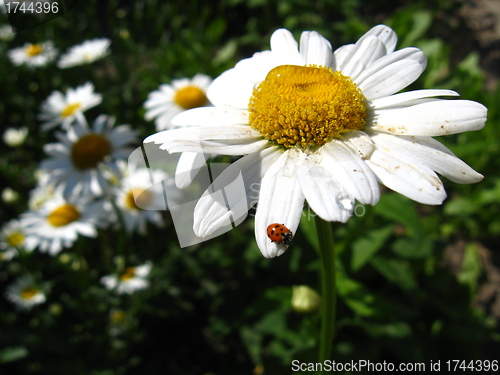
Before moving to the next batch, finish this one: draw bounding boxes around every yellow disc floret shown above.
[26,44,43,57]
[21,287,39,300]
[248,65,367,149]
[124,188,153,210]
[71,133,112,170]
[47,204,80,227]
[7,232,25,247]
[174,86,207,110]
[61,103,82,118]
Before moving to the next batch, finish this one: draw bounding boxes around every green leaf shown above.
[373,193,422,237]
[457,243,482,294]
[371,257,417,291]
[392,237,433,259]
[351,225,394,271]
[0,346,29,363]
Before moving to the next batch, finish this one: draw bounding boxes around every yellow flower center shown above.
[124,188,153,210]
[71,133,112,170]
[174,85,207,109]
[26,44,43,57]
[6,231,25,247]
[111,310,126,323]
[21,287,39,300]
[47,204,80,227]
[120,267,136,281]
[248,65,367,149]
[61,102,82,118]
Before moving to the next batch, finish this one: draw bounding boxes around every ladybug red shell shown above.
[267,223,293,245]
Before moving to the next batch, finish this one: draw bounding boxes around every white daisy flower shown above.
[21,193,109,255]
[38,82,102,131]
[8,41,57,68]
[40,115,137,199]
[2,187,20,204]
[113,163,168,234]
[0,219,33,260]
[101,262,152,294]
[144,74,213,131]
[3,126,28,147]
[5,275,46,310]
[57,38,111,69]
[145,25,487,258]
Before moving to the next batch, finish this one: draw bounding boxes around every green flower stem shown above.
[315,216,336,370]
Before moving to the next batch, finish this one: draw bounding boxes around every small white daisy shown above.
[38,82,102,131]
[114,164,168,235]
[8,41,57,68]
[0,219,33,260]
[146,25,487,258]
[144,74,213,131]
[57,38,111,69]
[0,24,14,42]
[2,187,20,204]
[21,194,108,255]
[5,275,46,310]
[3,126,28,147]
[40,115,137,199]
[101,262,152,294]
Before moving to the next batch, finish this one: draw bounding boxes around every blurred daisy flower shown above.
[0,25,14,42]
[57,38,111,69]
[144,74,212,131]
[5,275,47,310]
[113,162,168,235]
[38,82,102,131]
[101,262,152,294]
[3,126,28,147]
[8,41,57,68]
[40,115,137,199]
[2,187,20,204]
[0,219,33,260]
[21,193,109,255]
[146,25,487,258]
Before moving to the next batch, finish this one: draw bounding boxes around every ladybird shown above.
[267,223,293,245]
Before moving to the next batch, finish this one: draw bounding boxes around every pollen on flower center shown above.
[174,86,207,109]
[21,287,39,300]
[7,232,25,247]
[26,44,43,57]
[61,102,82,118]
[71,133,112,170]
[120,267,136,281]
[124,188,153,210]
[47,204,80,227]
[248,65,367,149]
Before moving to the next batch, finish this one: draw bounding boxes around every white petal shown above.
[365,146,447,205]
[207,68,256,109]
[321,140,380,205]
[369,100,487,136]
[145,124,266,155]
[171,107,249,127]
[337,36,386,80]
[340,130,375,160]
[254,150,305,258]
[270,29,302,65]
[296,156,354,223]
[357,48,427,100]
[370,89,459,109]
[362,25,398,53]
[193,147,282,237]
[299,31,332,67]
[370,134,483,184]
[175,152,208,189]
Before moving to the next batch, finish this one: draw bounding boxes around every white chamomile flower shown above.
[145,25,487,258]
[144,74,213,131]
[101,262,152,294]
[0,219,33,260]
[5,275,46,310]
[113,163,169,234]
[57,38,111,69]
[8,41,57,68]
[38,82,102,131]
[3,126,28,147]
[40,115,137,199]
[21,193,109,255]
